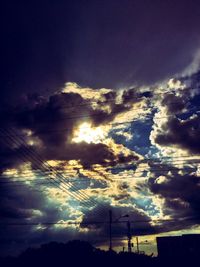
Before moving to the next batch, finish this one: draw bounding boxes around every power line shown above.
[1,158,199,186]
[1,156,199,182]
[0,107,198,137]
[1,216,200,226]
[1,152,199,189]
[0,129,98,209]
[1,125,200,174]
[1,128,108,217]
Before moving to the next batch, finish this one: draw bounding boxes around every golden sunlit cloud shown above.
[62,82,112,100]
[72,122,106,144]
[2,163,36,181]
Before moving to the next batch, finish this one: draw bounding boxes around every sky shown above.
[1,0,200,257]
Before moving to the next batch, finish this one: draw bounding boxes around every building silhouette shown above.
[157,234,200,258]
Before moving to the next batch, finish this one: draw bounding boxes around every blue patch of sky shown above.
[69,177,107,191]
[134,197,160,217]
[109,118,160,158]
[67,199,91,211]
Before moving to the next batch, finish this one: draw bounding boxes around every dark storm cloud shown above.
[42,142,138,170]
[9,88,141,133]
[151,81,200,154]
[133,159,200,232]
[0,181,94,257]
[1,0,200,104]
[154,114,200,154]
[0,182,53,256]
[0,86,143,256]
[0,181,151,257]
[161,93,189,114]
[0,140,37,173]
[148,171,200,224]
[66,0,200,88]
[81,203,155,236]
[0,177,70,226]
[0,184,44,221]
[0,89,140,172]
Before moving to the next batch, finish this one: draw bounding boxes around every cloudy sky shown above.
[1,0,200,256]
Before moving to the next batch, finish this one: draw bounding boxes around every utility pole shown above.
[109,210,112,251]
[136,236,139,254]
[127,221,132,253]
